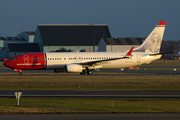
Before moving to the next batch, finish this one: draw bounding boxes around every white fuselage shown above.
[45,52,161,70]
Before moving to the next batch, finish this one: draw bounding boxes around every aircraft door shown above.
[23,55,29,65]
[137,54,141,63]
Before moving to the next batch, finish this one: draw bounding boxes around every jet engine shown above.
[65,64,83,73]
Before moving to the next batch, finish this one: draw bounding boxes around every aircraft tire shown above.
[19,72,22,75]
[80,70,86,75]
[87,70,93,75]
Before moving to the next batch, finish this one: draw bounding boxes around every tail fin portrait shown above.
[134,21,166,53]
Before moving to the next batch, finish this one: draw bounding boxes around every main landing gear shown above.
[80,70,93,75]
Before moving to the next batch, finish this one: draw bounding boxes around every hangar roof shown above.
[0,37,26,41]
[103,38,145,45]
[23,32,35,35]
[8,43,40,52]
[37,24,111,46]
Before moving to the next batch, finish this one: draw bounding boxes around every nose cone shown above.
[3,60,12,68]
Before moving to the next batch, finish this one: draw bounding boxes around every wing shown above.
[79,46,134,66]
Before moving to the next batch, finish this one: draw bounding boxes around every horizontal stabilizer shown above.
[148,50,176,56]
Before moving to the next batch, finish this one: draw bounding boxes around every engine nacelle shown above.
[65,64,83,73]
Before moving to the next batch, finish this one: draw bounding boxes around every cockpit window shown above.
[10,57,18,60]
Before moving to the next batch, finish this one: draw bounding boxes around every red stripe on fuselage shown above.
[4,53,46,70]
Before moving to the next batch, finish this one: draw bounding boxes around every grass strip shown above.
[0,97,180,114]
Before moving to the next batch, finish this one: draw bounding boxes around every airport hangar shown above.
[1,24,145,59]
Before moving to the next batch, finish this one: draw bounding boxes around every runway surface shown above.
[1,90,180,98]
[1,114,180,120]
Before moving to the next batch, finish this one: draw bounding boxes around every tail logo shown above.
[145,33,161,53]
[133,21,166,53]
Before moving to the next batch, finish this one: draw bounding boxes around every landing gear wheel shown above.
[80,70,86,75]
[19,72,22,75]
[87,70,93,75]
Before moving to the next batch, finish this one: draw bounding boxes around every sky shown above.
[0,0,180,40]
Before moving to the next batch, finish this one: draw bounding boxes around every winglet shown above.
[157,21,166,26]
[87,49,90,52]
[126,46,134,57]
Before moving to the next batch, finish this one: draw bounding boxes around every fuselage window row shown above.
[47,58,61,60]
[64,57,129,60]
[30,57,131,61]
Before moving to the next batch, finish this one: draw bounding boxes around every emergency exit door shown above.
[137,54,141,63]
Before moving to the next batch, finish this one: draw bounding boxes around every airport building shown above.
[18,32,35,42]
[6,43,40,58]
[0,24,145,60]
[34,24,111,52]
[98,38,145,52]
[0,37,27,60]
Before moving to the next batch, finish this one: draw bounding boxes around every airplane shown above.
[4,21,167,75]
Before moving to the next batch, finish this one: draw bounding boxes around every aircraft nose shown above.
[3,60,11,68]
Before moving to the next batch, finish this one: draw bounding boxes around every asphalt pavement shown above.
[1,114,180,120]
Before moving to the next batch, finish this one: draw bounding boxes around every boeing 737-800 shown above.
[4,21,166,75]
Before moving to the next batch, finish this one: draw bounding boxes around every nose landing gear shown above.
[14,69,22,75]
[19,72,22,75]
